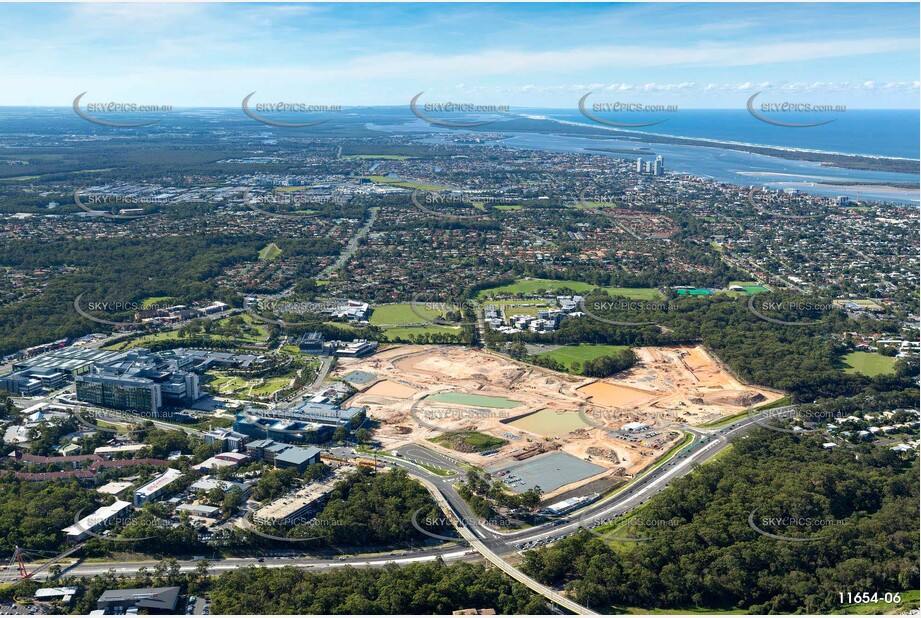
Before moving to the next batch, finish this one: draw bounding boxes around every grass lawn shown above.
[603,286,663,300]
[369,303,445,326]
[537,344,630,372]
[839,351,898,377]
[251,377,292,396]
[107,314,269,350]
[714,289,747,298]
[592,503,666,548]
[478,277,662,299]
[360,175,451,191]
[208,374,248,393]
[488,300,551,318]
[379,324,463,341]
[479,278,597,297]
[259,242,282,261]
[141,296,175,309]
[370,303,464,341]
[208,373,292,399]
[430,431,508,453]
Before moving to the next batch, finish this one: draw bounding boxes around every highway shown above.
[35,406,796,614]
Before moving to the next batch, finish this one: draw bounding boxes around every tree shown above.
[355,428,372,444]
[508,341,527,360]
[222,488,244,517]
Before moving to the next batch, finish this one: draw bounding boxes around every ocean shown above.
[375,107,919,205]
[532,108,920,161]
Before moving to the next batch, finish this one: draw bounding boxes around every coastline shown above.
[464,113,918,175]
[538,114,920,163]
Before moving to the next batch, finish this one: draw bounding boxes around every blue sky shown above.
[0,3,917,108]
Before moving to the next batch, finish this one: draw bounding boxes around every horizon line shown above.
[1,105,920,111]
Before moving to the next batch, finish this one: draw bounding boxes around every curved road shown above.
[44,406,797,613]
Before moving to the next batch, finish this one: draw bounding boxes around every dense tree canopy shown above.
[521,425,919,614]
[210,562,546,615]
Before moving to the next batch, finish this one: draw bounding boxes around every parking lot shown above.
[486,451,606,494]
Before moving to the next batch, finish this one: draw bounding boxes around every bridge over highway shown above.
[414,476,597,615]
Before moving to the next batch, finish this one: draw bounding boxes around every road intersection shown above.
[43,406,797,614]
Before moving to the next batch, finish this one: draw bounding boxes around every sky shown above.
[0,2,918,108]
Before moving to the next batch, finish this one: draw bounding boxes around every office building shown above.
[96,587,180,614]
[0,368,65,395]
[35,588,79,604]
[190,477,250,495]
[192,452,250,472]
[176,504,220,519]
[234,415,334,444]
[76,373,162,413]
[133,468,184,507]
[297,332,325,353]
[62,499,133,542]
[75,348,200,414]
[274,445,322,472]
[329,300,370,322]
[243,438,321,472]
[288,401,365,427]
[334,339,378,357]
[635,157,643,173]
[12,347,122,377]
[203,427,249,452]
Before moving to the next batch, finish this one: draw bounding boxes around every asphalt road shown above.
[40,406,797,611]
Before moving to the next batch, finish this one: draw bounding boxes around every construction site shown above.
[336,345,783,501]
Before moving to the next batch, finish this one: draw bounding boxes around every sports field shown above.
[369,303,444,326]
[537,344,631,372]
[478,278,661,299]
[140,296,175,309]
[840,351,898,377]
[729,281,770,295]
[371,303,465,342]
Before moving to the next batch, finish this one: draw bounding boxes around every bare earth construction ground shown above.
[336,345,783,500]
